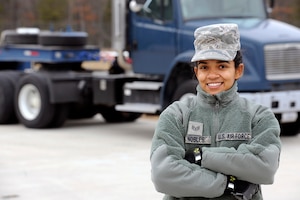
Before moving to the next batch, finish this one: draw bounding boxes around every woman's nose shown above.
[207,69,220,79]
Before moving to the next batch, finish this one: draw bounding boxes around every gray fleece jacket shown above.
[150,82,281,200]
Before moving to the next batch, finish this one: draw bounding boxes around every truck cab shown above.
[113,0,300,135]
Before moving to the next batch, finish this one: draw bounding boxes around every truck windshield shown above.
[180,0,267,21]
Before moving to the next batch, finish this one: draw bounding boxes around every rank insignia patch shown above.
[185,121,211,144]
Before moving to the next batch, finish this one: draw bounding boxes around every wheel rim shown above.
[18,84,41,120]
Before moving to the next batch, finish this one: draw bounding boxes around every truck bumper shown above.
[240,90,300,123]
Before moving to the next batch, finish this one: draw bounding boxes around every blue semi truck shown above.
[1,0,300,136]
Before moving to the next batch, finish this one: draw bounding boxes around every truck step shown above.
[123,81,162,105]
[124,81,163,90]
[115,103,161,114]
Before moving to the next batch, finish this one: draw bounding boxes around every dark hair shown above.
[191,50,243,68]
[234,50,243,68]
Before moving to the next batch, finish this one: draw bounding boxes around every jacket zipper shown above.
[212,100,220,146]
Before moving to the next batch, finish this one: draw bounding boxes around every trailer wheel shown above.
[99,106,141,123]
[0,74,18,124]
[38,31,87,46]
[172,80,197,102]
[15,74,55,128]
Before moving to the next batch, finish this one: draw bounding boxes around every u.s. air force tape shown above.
[216,132,251,142]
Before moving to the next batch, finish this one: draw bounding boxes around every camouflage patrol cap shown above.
[191,23,240,62]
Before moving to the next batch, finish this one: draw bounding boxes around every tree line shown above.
[0,0,299,48]
[0,0,111,47]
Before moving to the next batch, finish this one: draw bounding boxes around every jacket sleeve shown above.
[150,103,227,198]
[201,105,281,184]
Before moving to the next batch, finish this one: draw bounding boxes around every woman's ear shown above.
[235,63,244,80]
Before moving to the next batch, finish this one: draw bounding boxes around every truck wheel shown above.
[48,104,69,128]
[38,31,87,46]
[15,74,55,128]
[99,106,141,123]
[280,116,300,136]
[172,80,198,102]
[0,74,18,124]
[68,103,97,119]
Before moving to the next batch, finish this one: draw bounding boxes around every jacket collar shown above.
[196,81,238,106]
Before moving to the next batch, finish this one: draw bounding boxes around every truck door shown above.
[130,0,176,75]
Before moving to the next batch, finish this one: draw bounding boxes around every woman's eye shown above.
[199,66,207,70]
[219,65,226,69]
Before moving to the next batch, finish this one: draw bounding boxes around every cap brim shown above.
[191,49,237,62]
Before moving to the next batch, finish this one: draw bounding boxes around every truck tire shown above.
[68,103,97,119]
[99,106,141,123]
[15,74,56,128]
[48,104,69,128]
[172,80,198,102]
[280,116,300,136]
[0,74,18,124]
[38,31,87,46]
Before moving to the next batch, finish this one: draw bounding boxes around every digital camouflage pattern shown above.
[191,23,241,62]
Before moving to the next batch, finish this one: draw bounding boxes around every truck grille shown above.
[264,43,300,80]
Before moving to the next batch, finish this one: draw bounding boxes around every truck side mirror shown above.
[129,0,147,13]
